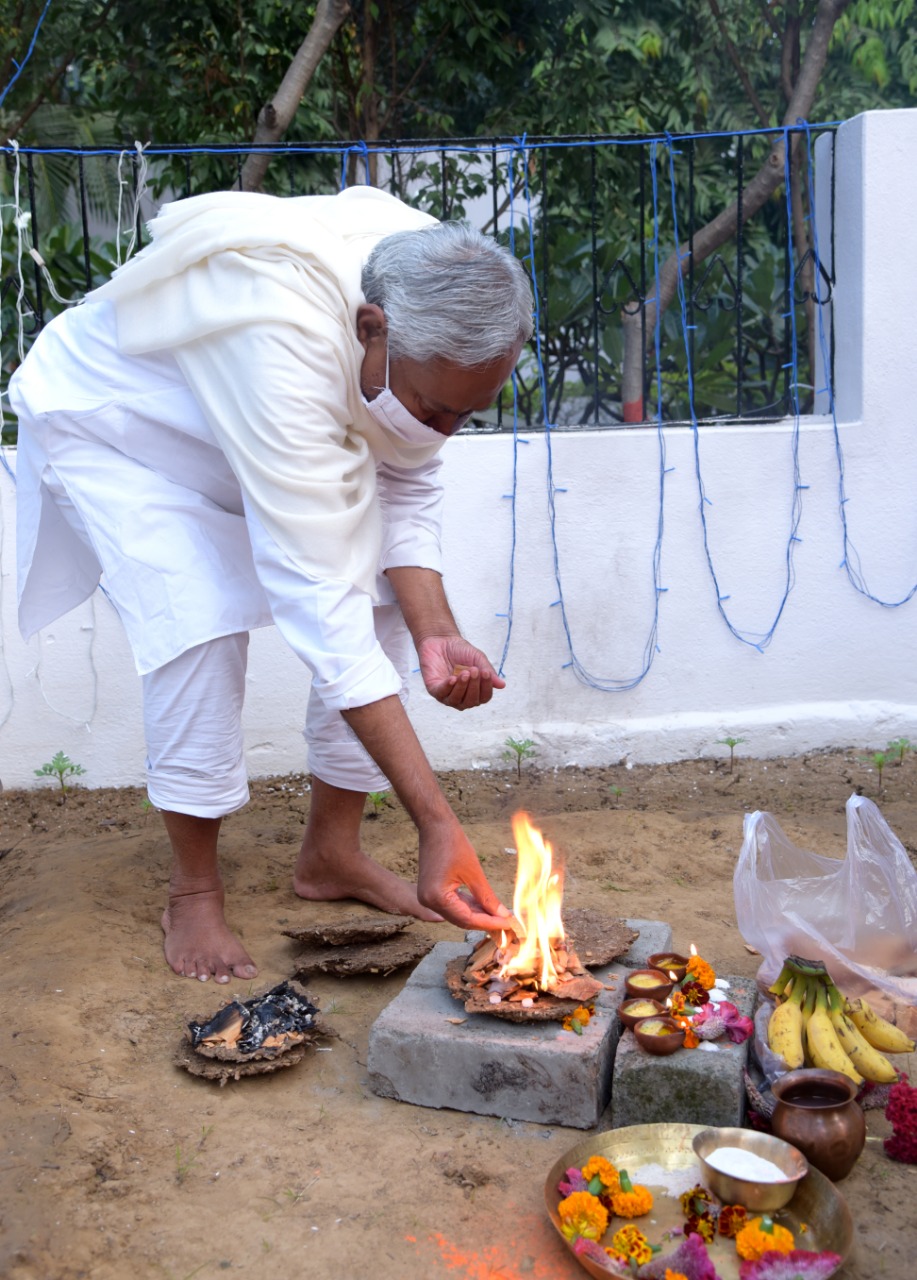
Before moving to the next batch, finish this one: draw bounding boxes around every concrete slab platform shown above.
[367,943,631,1128]
[608,974,757,1130]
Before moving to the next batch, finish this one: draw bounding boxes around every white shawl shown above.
[89,186,442,598]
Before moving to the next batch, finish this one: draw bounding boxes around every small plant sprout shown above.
[502,736,537,781]
[366,790,388,817]
[886,737,911,766]
[859,749,888,789]
[607,785,625,806]
[34,750,86,795]
[715,735,746,774]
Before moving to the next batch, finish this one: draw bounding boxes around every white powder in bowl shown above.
[705,1146,789,1182]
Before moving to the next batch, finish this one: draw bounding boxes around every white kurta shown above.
[11,187,447,709]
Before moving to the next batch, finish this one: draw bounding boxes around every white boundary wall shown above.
[1,109,915,789]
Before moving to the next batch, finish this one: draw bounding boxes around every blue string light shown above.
[800,120,916,609]
[0,0,54,112]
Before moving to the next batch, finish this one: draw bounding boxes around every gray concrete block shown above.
[367,944,631,1128]
[618,919,674,971]
[609,975,757,1131]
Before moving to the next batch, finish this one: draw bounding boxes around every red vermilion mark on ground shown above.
[428,1214,573,1279]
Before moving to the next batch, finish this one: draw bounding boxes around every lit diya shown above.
[446,812,638,1022]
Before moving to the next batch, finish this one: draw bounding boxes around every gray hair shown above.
[361,220,534,367]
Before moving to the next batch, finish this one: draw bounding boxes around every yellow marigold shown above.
[581,1155,619,1189]
[573,1005,593,1024]
[609,1169,653,1218]
[735,1215,795,1261]
[669,990,688,1016]
[610,1225,653,1265]
[558,1190,609,1241]
[686,955,716,990]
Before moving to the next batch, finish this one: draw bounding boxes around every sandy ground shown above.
[1,748,915,1280]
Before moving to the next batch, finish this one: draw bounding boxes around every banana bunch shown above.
[766,954,914,1085]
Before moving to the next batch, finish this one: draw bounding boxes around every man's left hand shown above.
[417,636,507,710]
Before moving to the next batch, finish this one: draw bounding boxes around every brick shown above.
[608,975,757,1130]
[617,919,674,971]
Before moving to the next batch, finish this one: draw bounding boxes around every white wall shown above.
[1,109,915,790]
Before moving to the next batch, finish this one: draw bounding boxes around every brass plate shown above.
[544,1123,853,1280]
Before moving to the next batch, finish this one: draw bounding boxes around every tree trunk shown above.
[238,0,351,194]
[620,0,849,422]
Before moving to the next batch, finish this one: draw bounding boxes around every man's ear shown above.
[356,303,386,348]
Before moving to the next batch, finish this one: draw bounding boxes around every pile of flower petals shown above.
[884,1072,917,1164]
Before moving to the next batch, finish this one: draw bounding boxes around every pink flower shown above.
[558,1166,589,1195]
[737,1250,843,1279]
[696,999,754,1045]
[884,1072,917,1164]
[573,1237,630,1274]
[637,1231,724,1279]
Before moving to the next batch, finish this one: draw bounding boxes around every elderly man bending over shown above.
[11,185,533,983]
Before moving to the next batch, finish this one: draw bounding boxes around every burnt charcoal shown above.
[188,981,318,1054]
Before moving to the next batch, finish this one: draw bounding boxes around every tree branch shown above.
[621,0,850,419]
[238,0,352,193]
[707,0,771,128]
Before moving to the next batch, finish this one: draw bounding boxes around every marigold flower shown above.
[680,980,710,1007]
[684,1211,716,1243]
[609,1169,653,1218]
[679,1184,714,1216]
[558,1190,608,1241]
[610,1224,653,1264]
[718,1203,748,1238]
[668,990,688,1016]
[665,1271,689,1280]
[582,1154,620,1190]
[735,1215,795,1261]
[686,955,716,989]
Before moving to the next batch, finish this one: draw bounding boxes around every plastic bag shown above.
[734,794,917,1019]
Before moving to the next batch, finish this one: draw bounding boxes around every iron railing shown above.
[1,126,835,439]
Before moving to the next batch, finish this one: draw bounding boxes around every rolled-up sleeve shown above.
[244,503,402,711]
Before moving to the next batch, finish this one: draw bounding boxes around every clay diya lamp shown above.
[618,997,667,1029]
[648,951,689,983]
[624,968,675,1002]
[633,1015,686,1055]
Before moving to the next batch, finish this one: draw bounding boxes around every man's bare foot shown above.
[161,886,258,984]
[293,844,444,923]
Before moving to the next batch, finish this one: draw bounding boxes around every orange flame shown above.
[500,812,565,988]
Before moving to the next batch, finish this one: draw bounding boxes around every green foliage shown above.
[715,735,746,773]
[885,736,911,765]
[502,735,537,780]
[365,790,388,816]
[34,750,86,792]
[859,749,889,788]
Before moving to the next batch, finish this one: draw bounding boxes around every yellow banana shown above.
[806,984,863,1086]
[827,987,898,1083]
[767,976,806,1069]
[800,978,817,1067]
[845,997,916,1055]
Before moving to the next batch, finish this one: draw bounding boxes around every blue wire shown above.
[800,121,916,609]
[0,0,54,112]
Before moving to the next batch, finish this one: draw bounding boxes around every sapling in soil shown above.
[715,734,746,774]
[34,750,86,797]
[886,737,911,766]
[502,736,537,780]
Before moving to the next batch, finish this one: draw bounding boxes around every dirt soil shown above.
[1,748,914,1280]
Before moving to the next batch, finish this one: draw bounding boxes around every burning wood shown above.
[447,812,610,1021]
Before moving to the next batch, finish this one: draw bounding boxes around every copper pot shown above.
[770,1068,866,1181]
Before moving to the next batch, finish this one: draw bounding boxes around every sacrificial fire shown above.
[456,812,604,1015]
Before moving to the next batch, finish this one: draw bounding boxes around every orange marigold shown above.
[609,1169,653,1218]
[718,1204,747,1238]
[665,1271,689,1280]
[581,1155,619,1189]
[558,1190,608,1242]
[735,1215,795,1261]
[686,955,716,990]
[610,1225,653,1265]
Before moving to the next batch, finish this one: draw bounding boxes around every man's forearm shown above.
[341,693,454,828]
[385,566,459,647]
